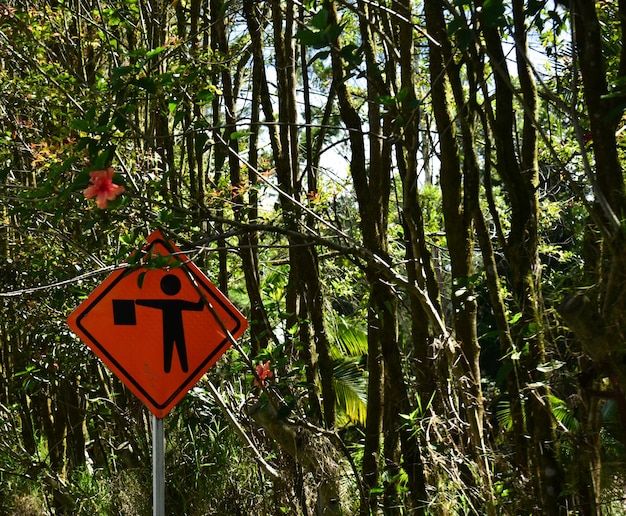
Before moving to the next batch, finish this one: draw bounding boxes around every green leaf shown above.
[310,9,328,30]
[296,28,325,48]
[324,22,343,43]
[145,46,166,60]
[330,316,368,358]
[113,65,136,79]
[113,113,127,131]
[296,19,342,49]
[73,105,97,131]
[137,270,147,288]
[339,44,361,67]
[527,0,544,17]
[150,254,173,269]
[217,0,231,19]
[230,130,253,140]
[308,50,330,64]
[550,397,578,431]
[480,0,506,27]
[377,94,396,107]
[524,322,540,337]
[395,87,409,103]
[536,360,565,373]
[70,118,91,132]
[333,358,367,424]
[456,27,474,50]
[447,16,464,37]
[135,76,157,93]
[173,110,186,129]
[197,88,216,103]
[495,399,513,431]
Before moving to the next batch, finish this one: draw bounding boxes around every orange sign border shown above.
[67,230,247,418]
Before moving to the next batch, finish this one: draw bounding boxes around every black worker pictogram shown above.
[113,274,205,373]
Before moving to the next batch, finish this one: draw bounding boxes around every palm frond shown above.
[334,357,368,425]
[495,395,578,433]
[329,315,368,359]
[548,395,579,431]
[495,398,514,431]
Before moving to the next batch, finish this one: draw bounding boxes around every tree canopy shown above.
[2,0,626,514]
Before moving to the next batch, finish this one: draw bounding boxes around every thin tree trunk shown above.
[479,0,563,510]
[326,1,428,511]
[424,3,494,511]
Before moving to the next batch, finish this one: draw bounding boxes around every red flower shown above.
[83,167,125,209]
[254,360,273,387]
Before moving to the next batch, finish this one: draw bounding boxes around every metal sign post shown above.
[153,415,165,516]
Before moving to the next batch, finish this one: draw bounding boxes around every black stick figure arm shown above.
[135,299,165,309]
[135,299,204,311]
[188,297,205,311]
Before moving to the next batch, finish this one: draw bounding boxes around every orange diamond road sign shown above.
[67,230,247,418]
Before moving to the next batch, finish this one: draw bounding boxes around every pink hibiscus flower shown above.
[254,360,274,387]
[83,167,125,209]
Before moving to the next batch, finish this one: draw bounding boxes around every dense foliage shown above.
[2,0,626,514]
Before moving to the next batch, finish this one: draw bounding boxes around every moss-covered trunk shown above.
[423,3,494,511]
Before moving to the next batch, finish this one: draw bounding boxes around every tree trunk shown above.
[424,2,493,510]
[479,0,563,511]
[326,1,428,511]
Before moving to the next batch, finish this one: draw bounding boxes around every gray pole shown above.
[153,415,165,516]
